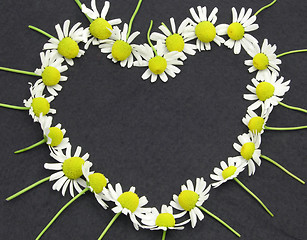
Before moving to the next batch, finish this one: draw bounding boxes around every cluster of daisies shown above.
[2,0,298,239]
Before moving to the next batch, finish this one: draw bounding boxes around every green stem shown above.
[233,178,274,217]
[98,212,121,240]
[0,103,30,111]
[162,230,167,240]
[264,125,307,131]
[6,176,50,201]
[73,0,93,23]
[198,206,241,238]
[254,0,277,16]
[277,49,307,58]
[35,188,89,240]
[147,20,157,56]
[161,22,172,35]
[126,0,143,40]
[278,101,307,113]
[0,66,40,77]
[28,25,57,39]
[261,155,305,184]
[14,137,47,154]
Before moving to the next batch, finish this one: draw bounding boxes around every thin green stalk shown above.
[0,103,30,111]
[28,25,57,39]
[74,0,93,23]
[264,125,307,131]
[261,155,305,184]
[6,176,50,201]
[98,212,121,240]
[126,0,143,40]
[161,22,172,35]
[278,101,307,113]
[14,137,47,154]
[0,66,40,77]
[162,230,167,240]
[277,49,307,58]
[36,188,89,240]
[254,0,277,16]
[233,178,274,217]
[198,206,241,238]
[147,20,157,56]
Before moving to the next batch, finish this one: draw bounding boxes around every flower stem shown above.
[0,66,40,77]
[6,176,50,201]
[198,206,241,238]
[161,22,172,35]
[264,125,307,131]
[0,103,30,111]
[14,137,47,154]
[28,25,57,39]
[162,230,167,240]
[261,154,305,184]
[97,212,121,240]
[126,0,143,40]
[254,0,277,16]
[277,49,307,58]
[73,0,93,23]
[233,177,274,217]
[278,101,307,113]
[35,188,89,240]
[147,20,158,56]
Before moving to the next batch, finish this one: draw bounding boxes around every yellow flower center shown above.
[248,117,265,133]
[117,192,139,213]
[90,18,112,40]
[165,33,185,52]
[42,66,61,86]
[227,22,245,41]
[57,37,80,59]
[240,142,256,160]
[195,21,216,43]
[155,213,176,228]
[222,166,237,179]
[148,56,167,75]
[256,82,275,101]
[111,40,132,61]
[253,53,269,70]
[31,97,50,117]
[88,173,107,194]
[178,190,199,211]
[62,157,85,180]
[47,127,64,147]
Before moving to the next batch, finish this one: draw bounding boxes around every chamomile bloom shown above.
[242,105,273,134]
[170,178,211,228]
[216,7,259,54]
[81,0,122,49]
[99,23,142,68]
[210,157,245,188]
[44,145,88,197]
[150,17,197,58]
[23,83,56,122]
[244,73,290,111]
[245,39,281,80]
[233,132,261,176]
[33,50,68,96]
[185,6,225,51]
[82,161,109,209]
[43,20,86,66]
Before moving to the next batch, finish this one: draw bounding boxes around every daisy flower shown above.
[232,132,262,176]
[245,39,282,80]
[216,7,259,54]
[244,73,291,111]
[23,83,56,122]
[150,17,197,58]
[170,178,210,228]
[99,23,142,68]
[82,161,109,209]
[81,0,122,49]
[44,145,88,197]
[185,6,225,51]
[43,20,86,66]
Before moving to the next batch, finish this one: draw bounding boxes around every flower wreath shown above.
[0,0,306,239]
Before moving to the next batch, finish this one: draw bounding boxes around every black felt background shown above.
[0,0,306,239]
